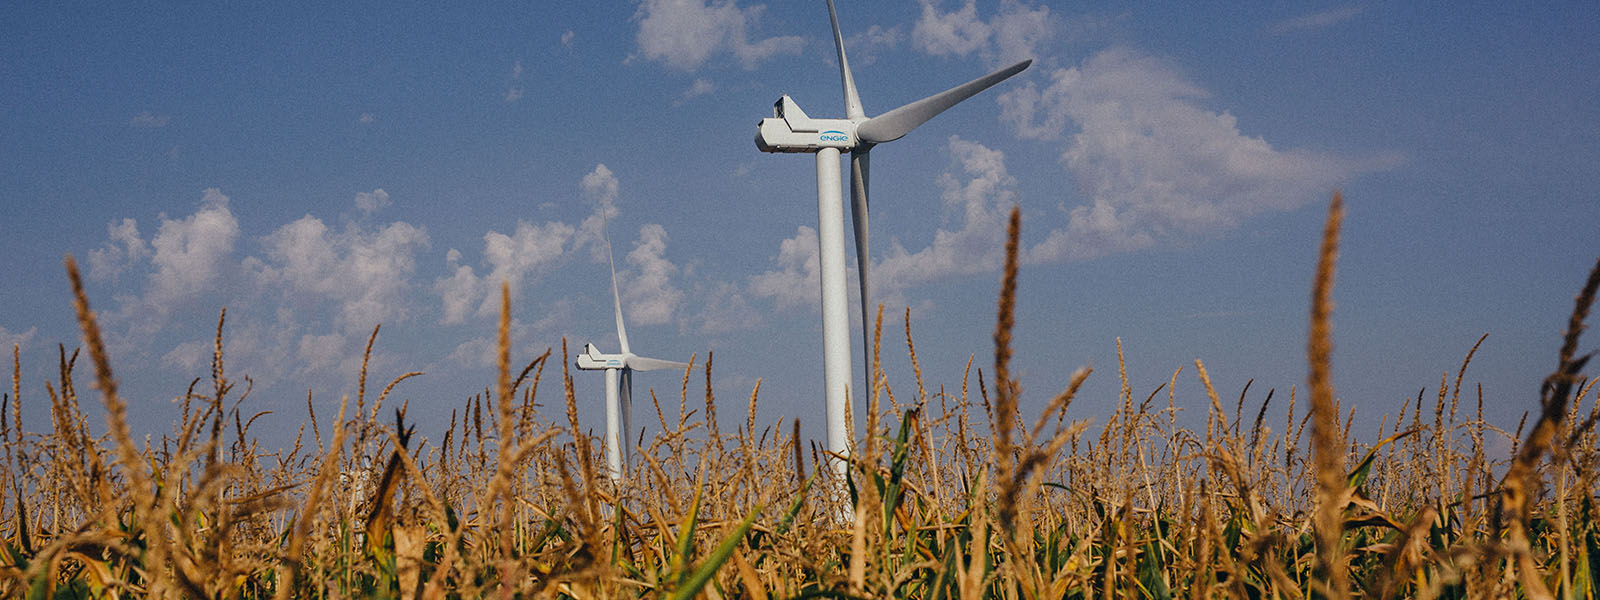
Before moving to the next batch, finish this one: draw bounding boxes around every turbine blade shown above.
[619,368,633,463]
[605,220,631,354]
[856,59,1032,144]
[849,149,873,396]
[827,0,865,121]
[626,356,691,372]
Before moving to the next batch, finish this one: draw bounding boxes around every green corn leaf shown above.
[1347,428,1420,490]
[675,458,710,584]
[775,470,820,537]
[669,503,762,600]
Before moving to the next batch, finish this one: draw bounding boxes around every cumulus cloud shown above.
[873,136,1016,299]
[688,281,762,334]
[253,215,430,334]
[295,332,346,368]
[1269,6,1364,35]
[434,221,574,324]
[622,224,683,326]
[575,164,623,261]
[437,249,481,325]
[748,225,820,310]
[676,78,717,104]
[633,0,804,71]
[355,189,391,214]
[999,47,1397,261]
[0,325,36,351]
[147,189,239,307]
[483,222,573,298]
[840,24,904,68]
[505,59,525,102]
[82,190,437,390]
[988,1,1054,67]
[912,0,1053,67]
[160,339,211,371]
[436,164,642,326]
[447,315,556,369]
[88,218,149,282]
[913,0,989,57]
[129,111,170,127]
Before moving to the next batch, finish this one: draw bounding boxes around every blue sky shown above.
[3,1,1597,451]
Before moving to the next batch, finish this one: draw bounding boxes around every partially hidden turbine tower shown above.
[575,231,691,482]
[755,0,1030,475]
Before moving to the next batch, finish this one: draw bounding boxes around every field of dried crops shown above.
[3,195,1598,599]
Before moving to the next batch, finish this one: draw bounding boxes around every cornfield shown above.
[2,193,1597,599]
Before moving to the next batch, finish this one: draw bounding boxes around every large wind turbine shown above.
[575,233,690,483]
[755,1,1029,475]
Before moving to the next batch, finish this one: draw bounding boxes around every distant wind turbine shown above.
[755,0,1030,476]
[575,229,691,483]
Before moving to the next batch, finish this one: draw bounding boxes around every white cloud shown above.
[873,136,1016,299]
[530,298,578,342]
[582,164,620,208]
[622,224,682,326]
[632,0,804,71]
[912,0,1054,68]
[355,189,391,215]
[447,316,550,369]
[576,164,623,261]
[1269,6,1364,35]
[677,78,716,104]
[147,189,239,307]
[855,24,904,51]
[129,111,170,127]
[0,325,36,352]
[296,332,345,368]
[561,30,576,47]
[437,249,480,325]
[359,113,375,124]
[436,164,629,325]
[447,335,497,369]
[506,60,526,102]
[435,220,575,323]
[690,281,762,334]
[988,1,1053,67]
[255,215,430,334]
[841,24,904,68]
[160,339,210,371]
[913,0,990,58]
[999,47,1395,261]
[88,218,149,282]
[748,225,820,310]
[482,221,573,300]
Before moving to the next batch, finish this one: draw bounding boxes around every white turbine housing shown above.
[576,344,623,370]
[755,95,858,153]
[751,0,1030,490]
[573,231,692,484]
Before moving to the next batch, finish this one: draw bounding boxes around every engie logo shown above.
[820,130,849,143]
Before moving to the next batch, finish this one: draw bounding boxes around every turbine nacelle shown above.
[576,344,626,370]
[575,343,690,373]
[755,95,859,153]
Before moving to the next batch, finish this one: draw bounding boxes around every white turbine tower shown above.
[755,1,1030,476]
[575,233,690,483]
